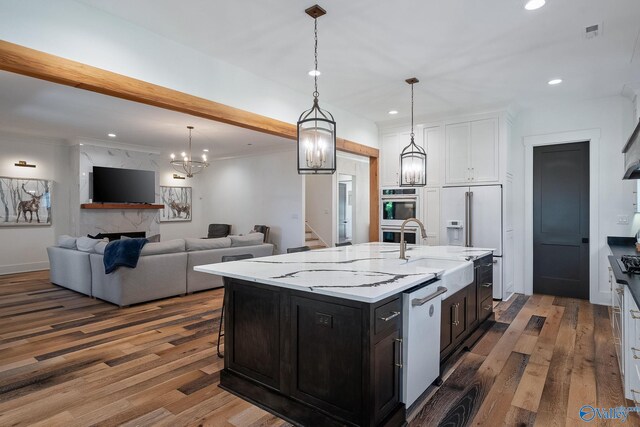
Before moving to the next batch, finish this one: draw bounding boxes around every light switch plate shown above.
[617,215,629,225]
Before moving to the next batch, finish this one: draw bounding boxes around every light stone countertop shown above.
[194,243,493,303]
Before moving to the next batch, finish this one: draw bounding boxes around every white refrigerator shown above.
[440,185,503,299]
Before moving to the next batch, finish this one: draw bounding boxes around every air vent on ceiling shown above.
[584,23,602,39]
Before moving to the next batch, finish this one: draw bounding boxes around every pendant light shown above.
[170,126,209,178]
[297,4,336,175]
[400,78,427,187]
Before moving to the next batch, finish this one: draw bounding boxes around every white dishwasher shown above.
[401,281,446,407]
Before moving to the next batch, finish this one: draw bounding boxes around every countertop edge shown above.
[193,265,440,304]
[608,255,640,310]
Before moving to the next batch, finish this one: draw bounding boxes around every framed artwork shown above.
[160,186,192,222]
[0,177,52,226]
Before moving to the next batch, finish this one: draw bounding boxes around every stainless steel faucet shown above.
[399,217,427,260]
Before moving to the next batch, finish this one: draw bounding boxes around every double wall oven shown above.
[380,188,421,244]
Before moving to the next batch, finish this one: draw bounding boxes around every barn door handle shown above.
[582,237,589,244]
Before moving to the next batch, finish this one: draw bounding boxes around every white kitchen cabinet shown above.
[445,118,499,185]
[381,133,400,187]
[445,122,470,184]
[424,126,442,187]
[423,187,440,246]
[470,119,499,183]
[624,286,640,407]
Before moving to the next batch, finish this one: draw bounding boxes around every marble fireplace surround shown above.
[70,144,162,238]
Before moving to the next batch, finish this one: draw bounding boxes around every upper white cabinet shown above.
[444,122,470,184]
[381,133,401,187]
[445,118,499,185]
[381,127,442,188]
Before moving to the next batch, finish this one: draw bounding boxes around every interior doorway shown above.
[533,141,590,299]
[338,174,355,244]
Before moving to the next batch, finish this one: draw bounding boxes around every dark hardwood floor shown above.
[0,271,635,426]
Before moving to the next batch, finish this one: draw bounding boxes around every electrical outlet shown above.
[617,215,629,225]
[315,312,333,328]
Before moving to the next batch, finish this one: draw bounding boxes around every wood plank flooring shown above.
[0,271,636,426]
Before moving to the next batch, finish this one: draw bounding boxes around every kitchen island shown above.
[195,243,493,426]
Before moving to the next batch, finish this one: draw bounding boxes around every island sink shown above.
[406,258,474,297]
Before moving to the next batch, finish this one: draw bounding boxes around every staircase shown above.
[305,222,328,250]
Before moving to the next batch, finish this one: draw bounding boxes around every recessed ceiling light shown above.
[388,110,399,115]
[548,78,563,85]
[524,0,545,10]
[203,149,209,152]
[308,69,321,77]
[79,143,84,146]
[108,133,117,138]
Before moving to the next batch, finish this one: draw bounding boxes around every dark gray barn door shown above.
[533,142,589,299]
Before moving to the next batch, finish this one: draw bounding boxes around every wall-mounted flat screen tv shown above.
[92,166,155,204]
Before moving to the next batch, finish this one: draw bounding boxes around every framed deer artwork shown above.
[160,186,192,222]
[0,177,53,226]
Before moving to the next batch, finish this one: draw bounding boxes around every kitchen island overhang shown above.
[195,243,493,426]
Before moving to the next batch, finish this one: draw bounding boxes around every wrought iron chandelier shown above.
[297,4,336,175]
[400,78,427,187]
[170,126,209,178]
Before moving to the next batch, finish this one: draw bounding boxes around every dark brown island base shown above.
[216,254,494,426]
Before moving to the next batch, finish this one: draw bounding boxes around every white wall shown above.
[305,175,334,246]
[511,95,636,304]
[0,0,378,150]
[337,154,370,244]
[0,134,71,274]
[201,150,304,254]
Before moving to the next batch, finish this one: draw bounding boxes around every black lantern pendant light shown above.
[297,5,336,175]
[400,78,427,187]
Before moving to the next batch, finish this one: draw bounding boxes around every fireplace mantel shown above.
[80,203,164,210]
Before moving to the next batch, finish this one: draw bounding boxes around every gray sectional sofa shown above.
[47,234,273,306]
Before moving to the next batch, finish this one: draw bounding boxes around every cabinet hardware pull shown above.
[378,311,400,322]
[612,307,621,313]
[482,263,493,268]
[617,288,624,295]
[453,302,460,326]
[631,389,640,405]
[632,347,640,360]
[631,310,640,320]
[412,286,447,307]
[395,338,403,368]
[482,283,492,288]
[483,305,492,311]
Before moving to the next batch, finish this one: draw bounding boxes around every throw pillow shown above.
[77,236,107,253]
[230,233,264,247]
[57,235,77,249]
[147,234,161,243]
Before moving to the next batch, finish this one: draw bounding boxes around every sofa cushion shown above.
[185,237,231,252]
[230,233,264,247]
[77,236,107,253]
[141,239,185,256]
[57,235,77,249]
[94,241,108,255]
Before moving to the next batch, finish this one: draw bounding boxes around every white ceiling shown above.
[0,71,293,158]
[77,0,640,123]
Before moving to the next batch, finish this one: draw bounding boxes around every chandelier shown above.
[400,78,427,187]
[170,126,208,178]
[297,4,336,175]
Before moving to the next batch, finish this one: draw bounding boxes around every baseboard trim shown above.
[0,261,49,276]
